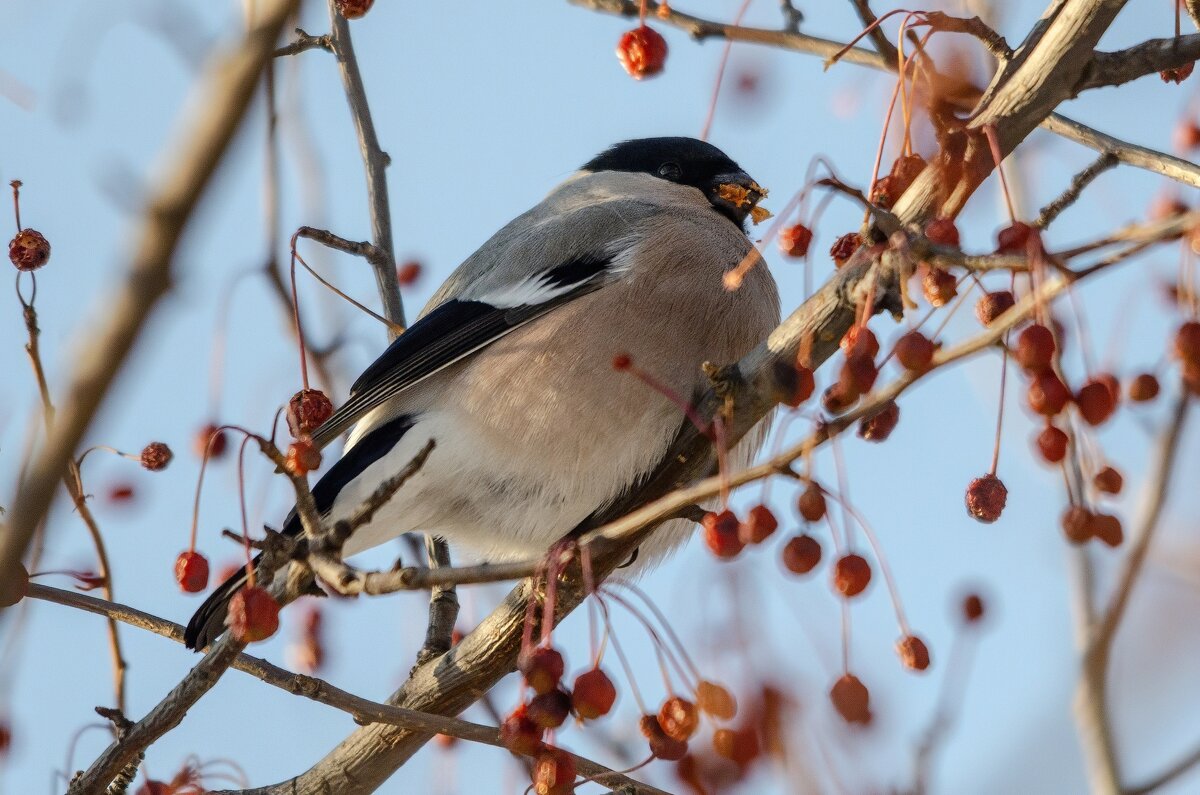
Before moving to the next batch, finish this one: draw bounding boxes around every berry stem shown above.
[595,597,649,715]
[288,235,311,391]
[699,0,753,142]
[990,339,1009,477]
[601,586,685,694]
[608,580,704,685]
[982,124,1018,224]
[236,434,257,588]
[9,180,21,231]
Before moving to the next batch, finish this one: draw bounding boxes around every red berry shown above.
[829,232,861,267]
[640,714,688,760]
[830,674,871,725]
[962,593,985,623]
[894,330,936,372]
[8,228,50,271]
[1161,62,1195,83]
[519,646,565,695]
[139,441,172,471]
[1090,512,1124,547]
[0,563,29,607]
[534,748,577,795]
[572,668,617,720]
[174,551,209,593]
[896,634,931,672]
[996,222,1034,254]
[696,680,737,720]
[194,423,228,459]
[1128,373,1161,402]
[500,705,544,755]
[225,585,280,642]
[527,689,572,729]
[798,482,827,522]
[335,0,374,19]
[611,352,633,371]
[778,224,813,257]
[1076,379,1116,426]
[738,504,778,544]
[712,726,760,766]
[287,389,334,437]
[396,260,422,286]
[1062,506,1094,544]
[658,696,700,741]
[1096,372,1121,406]
[285,439,322,476]
[1028,371,1070,416]
[858,399,900,442]
[702,510,744,559]
[1016,324,1056,372]
[1179,123,1200,151]
[617,25,668,79]
[1149,194,1189,221]
[839,354,878,395]
[922,267,957,307]
[924,217,960,247]
[773,360,815,407]
[1036,424,1069,463]
[841,326,880,359]
[833,553,871,597]
[1093,466,1123,495]
[821,382,859,414]
[965,474,1007,523]
[1174,321,1200,366]
[976,291,1016,326]
[781,534,822,574]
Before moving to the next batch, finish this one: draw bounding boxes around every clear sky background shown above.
[2,1,1200,793]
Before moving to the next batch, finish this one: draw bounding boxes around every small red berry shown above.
[996,222,1034,254]
[696,680,737,720]
[640,714,689,760]
[1161,62,1195,83]
[841,326,880,359]
[1093,466,1123,495]
[894,330,936,372]
[617,25,668,79]
[858,400,900,442]
[833,553,871,597]
[1016,324,1056,372]
[798,482,827,522]
[1129,373,1161,402]
[396,260,422,286]
[839,354,878,396]
[1062,506,1094,544]
[829,674,871,725]
[335,0,374,19]
[822,382,859,414]
[976,291,1016,326]
[139,441,172,471]
[896,634,931,672]
[922,267,957,307]
[773,360,815,407]
[702,510,745,560]
[8,228,50,271]
[194,423,228,459]
[225,585,280,643]
[1178,124,1200,155]
[962,593,985,623]
[519,646,565,695]
[739,504,778,544]
[658,696,700,741]
[534,748,577,795]
[1174,321,1200,366]
[781,534,822,575]
[1028,371,1070,416]
[1075,379,1116,426]
[778,224,813,257]
[611,352,632,371]
[285,439,322,476]
[527,689,572,729]
[965,474,1007,523]
[107,483,136,503]
[572,668,617,720]
[287,389,334,437]
[829,232,861,267]
[0,563,29,607]
[174,551,209,593]
[712,726,760,766]
[1036,424,1069,463]
[924,217,960,247]
[500,705,544,756]
[1090,512,1124,547]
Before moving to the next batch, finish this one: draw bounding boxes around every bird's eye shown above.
[657,161,683,181]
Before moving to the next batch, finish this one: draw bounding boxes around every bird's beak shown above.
[710,172,772,225]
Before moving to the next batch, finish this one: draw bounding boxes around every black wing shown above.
[310,253,613,448]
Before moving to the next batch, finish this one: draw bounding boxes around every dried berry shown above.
[527,689,572,729]
[712,726,760,766]
[821,382,859,414]
[696,680,737,720]
[841,326,880,360]
[1036,424,1068,463]
[174,551,209,593]
[1090,512,1124,547]
[396,260,422,286]
[500,705,543,756]
[778,224,813,257]
[139,441,172,471]
[1128,373,1161,402]
[640,714,689,760]
[965,474,1007,523]
[782,534,822,574]
[0,563,29,608]
[534,748,577,795]
[1016,324,1056,372]
[1062,506,1094,544]
[976,291,1015,326]
[1161,62,1195,83]
[739,504,778,544]
[839,354,878,396]
[194,423,228,459]
[1174,321,1200,366]
[702,509,744,560]
[829,674,871,725]
[658,696,700,741]
[896,635,931,672]
[996,222,1034,254]
[8,228,50,271]
[1076,379,1116,426]
[894,330,936,372]
[924,217,960,247]
[858,400,900,442]
[519,646,565,695]
[1093,466,1123,495]
[829,232,861,267]
[225,585,280,642]
[773,360,815,407]
[962,593,985,623]
[285,439,322,477]
[335,0,374,19]
[922,267,957,307]
[798,482,827,522]
[572,668,617,720]
[617,25,668,79]
[833,553,871,597]
[1027,371,1070,416]
[287,389,334,437]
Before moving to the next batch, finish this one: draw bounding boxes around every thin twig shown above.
[1126,742,1200,795]
[274,27,331,58]
[1035,151,1118,229]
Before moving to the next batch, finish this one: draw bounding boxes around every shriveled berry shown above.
[287,389,334,437]
[778,224,813,257]
[1016,324,1056,372]
[841,326,880,359]
[1090,512,1124,547]
[285,439,322,476]
[1062,506,1094,544]
[829,232,861,267]
[194,423,228,459]
[1093,466,1123,495]
[965,474,1007,523]
[996,222,1034,254]
[839,354,878,395]
[976,291,1015,326]
[658,696,700,741]
[712,726,760,766]
[858,400,900,442]
[798,482,827,522]
[335,0,374,19]
[572,668,617,720]
[396,260,422,286]
[962,593,985,623]
[1161,62,1195,83]
[773,360,815,407]
[617,25,668,79]
[894,330,936,372]
[830,674,871,725]
[1028,371,1070,416]
[174,551,209,593]
[640,714,688,760]
[534,748,577,795]
[519,646,565,695]
[696,680,737,720]
[922,267,957,307]
[782,534,822,574]
[739,504,778,544]
[8,228,50,271]
[896,634,931,672]
[139,442,172,471]
[821,382,858,414]
[1128,373,1161,402]
[1076,379,1116,426]
[924,217,960,247]
[225,585,280,642]
[0,563,29,607]
[1036,424,1069,463]
[1174,321,1200,366]
[702,510,744,559]
[527,689,572,729]
[833,553,871,597]
[500,705,544,755]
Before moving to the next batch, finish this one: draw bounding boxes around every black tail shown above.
[183,554,260,650]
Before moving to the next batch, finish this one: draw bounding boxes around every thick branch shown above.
[1077,34,1200,92]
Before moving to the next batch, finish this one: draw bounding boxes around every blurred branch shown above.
[1127,742,1200,795]
[848,0,899,63]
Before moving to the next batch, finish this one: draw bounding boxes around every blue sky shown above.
[3,1,1200,793]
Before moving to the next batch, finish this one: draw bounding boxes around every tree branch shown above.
[1076,34,1200,92]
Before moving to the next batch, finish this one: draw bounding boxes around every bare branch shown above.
[274,27,331,58]
[1127,742,1200,795]
[1041,113,1200,189]
[1077,34,1200,92]
[848,0,899,63]
[1035,151,1118,229]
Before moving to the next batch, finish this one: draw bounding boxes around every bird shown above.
[185,136,780,650]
